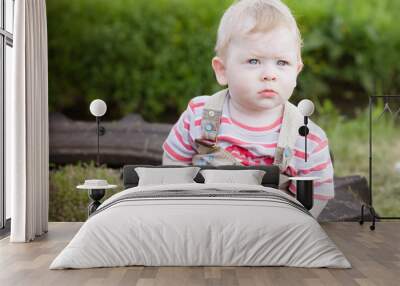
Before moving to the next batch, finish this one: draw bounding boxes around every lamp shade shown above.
[90,99,107,117]
[297,99,315,117]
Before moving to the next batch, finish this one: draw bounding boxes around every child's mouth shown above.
[258,89,277,98]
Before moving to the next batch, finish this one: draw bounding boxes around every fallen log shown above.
[320,175,372,221]
[50,112,171,166]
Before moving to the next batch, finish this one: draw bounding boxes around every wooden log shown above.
[320,175,373,221]
[49,112,171,166]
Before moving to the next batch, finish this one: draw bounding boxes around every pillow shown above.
[135,167,201,186]
[200,169,266,185]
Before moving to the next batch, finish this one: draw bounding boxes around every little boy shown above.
[162,0,334,218]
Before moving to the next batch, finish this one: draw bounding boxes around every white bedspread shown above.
[50,183,351,269]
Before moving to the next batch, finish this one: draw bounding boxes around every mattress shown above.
[50,183,351,269]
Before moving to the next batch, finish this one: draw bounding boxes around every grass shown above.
[49,103,400,220]
[317,99,400,217]
[49,161,123,221]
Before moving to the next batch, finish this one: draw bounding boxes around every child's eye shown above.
[248,59,260,65]
[277,60,289,66]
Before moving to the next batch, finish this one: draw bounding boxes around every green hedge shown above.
[47,0,400,121]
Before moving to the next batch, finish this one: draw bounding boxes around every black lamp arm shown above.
[95,117,106,167]
[96,117,106,136]
[298,116,310,162]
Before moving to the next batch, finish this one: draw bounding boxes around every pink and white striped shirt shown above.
[163,95,334,201]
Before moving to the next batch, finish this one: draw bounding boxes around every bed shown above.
[49,165,351,269]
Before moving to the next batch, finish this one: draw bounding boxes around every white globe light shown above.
[90,99,107,117]
[297,99,315,117]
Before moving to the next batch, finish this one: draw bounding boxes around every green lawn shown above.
[318,101,400,217]
[49,162,122,221]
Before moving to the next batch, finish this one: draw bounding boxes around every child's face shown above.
[212,26,303,111]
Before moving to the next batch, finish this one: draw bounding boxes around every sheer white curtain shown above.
[7,0,49,242]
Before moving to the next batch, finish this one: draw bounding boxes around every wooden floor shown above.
[0,222,399,286]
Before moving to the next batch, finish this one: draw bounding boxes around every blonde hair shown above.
[215,0,303,60]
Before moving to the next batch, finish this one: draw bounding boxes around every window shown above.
[1,0,14,231]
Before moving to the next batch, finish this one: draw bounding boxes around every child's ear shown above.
[296,61,304,74]
[211,56,228,86]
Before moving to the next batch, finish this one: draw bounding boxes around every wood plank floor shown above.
[0,222,399,286]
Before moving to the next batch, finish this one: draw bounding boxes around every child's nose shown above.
[261,67,277,81]
[263,74,277,81]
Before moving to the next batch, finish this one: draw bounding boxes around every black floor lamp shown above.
[89,99,107,167]
[77,99,111,216]
[294,99,317,210]
[359,95,400,230]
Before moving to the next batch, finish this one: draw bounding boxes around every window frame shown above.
[1,0,14,232]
